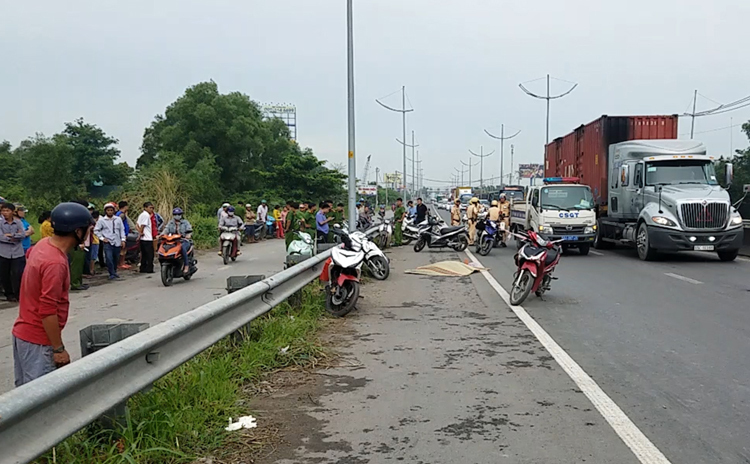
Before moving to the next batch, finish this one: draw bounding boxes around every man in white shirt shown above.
[94,202,126,280]
[256,200,269,240]
[137,202,156,273]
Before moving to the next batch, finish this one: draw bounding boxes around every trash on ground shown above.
[280,345,290,354]
[404,261,488,277]
[225,415,258,431]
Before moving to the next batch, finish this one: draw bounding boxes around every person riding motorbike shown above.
[466,197,480,245]
[161,208,193,273]
[498,194,511,245]
[487,199,506,247]
[218,206,243,256]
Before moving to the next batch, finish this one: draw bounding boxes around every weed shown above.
[43,283,327,463]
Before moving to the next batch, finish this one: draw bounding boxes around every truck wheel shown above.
[636,223,658,261]
[717,250,739,262]
[594,219,614,249]
[579,244,590,256]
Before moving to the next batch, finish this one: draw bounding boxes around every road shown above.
[429,206,750,463]
[0,238,289,394]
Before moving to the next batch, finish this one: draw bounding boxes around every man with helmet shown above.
[219,206,243,256]
[217,202,230,221]
[498,193,511,246]
[12,202,94,386]
[450,199,462,226]
[466,197,480,245]
[162,208,193,274]
[94,202,126,280]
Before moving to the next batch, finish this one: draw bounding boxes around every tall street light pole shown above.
[519,74,578,147]
[460,158,479,189]
[484,124,520,188]
[396,130,419,198]
[377,87,414,198]
[469,146,494,193]
[346,0,357,230]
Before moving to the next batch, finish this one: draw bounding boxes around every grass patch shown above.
[42,283,328,464]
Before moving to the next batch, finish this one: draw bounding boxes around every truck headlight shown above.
[539,224,549,232]
[584,226,595,234]
[730,215,743,226]
[651,216,677,227]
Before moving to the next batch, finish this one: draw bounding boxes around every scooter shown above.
[475,215,499,256]
[413,217,469,252]
[321,228,365,317]
[509,230,562,305]
[373,218,393,249]
[158,234,197,286]
[402,217,428,245]
[352,230,390,280]
[220,226,240,265]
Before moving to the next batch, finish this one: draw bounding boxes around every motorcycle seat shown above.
[440,225,465,234]
[544,248,559,265]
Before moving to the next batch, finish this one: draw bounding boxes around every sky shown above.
[2,0,750,190]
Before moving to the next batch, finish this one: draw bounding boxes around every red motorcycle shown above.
[509,230,562,305]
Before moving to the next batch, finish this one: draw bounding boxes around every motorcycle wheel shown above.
[478,238,493,256]
[367,255,390,280]
[183,272,192,281]
[325,281,360,317]
[510,269,533,305]
[402,237,412,246]
[161,265,174,287]
[414,238,426,252]
[453,235,469,252]
[223,244,230,265]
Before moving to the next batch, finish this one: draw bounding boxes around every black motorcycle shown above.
[413,218,469,252]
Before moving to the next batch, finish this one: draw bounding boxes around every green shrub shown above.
[188,215,219,249]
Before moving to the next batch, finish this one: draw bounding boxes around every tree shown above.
[62,118,129,189]
[16,134,81,211]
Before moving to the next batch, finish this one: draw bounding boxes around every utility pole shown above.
[346,0,357,230]
[377,87,414,197]
[690,89,698,139]
[485,124,520,188]
[509,144,515,185]
[454,166,466,186]
[469,146,495,193]
[396,130,419,198]
[519,74,578,147]
[375,167,380,207]
[460,158,479,189]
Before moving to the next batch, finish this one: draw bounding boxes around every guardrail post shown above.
[226,276,266,342]
[79,323,150,430]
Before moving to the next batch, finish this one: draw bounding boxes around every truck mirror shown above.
[725,163,734,187]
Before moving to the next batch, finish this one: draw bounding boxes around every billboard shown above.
[357,186,377,196]
[261,103,297,140]
[383,173,402,184]
[518,163,544,179]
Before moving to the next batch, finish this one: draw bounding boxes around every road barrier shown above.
[0,224,384,464]
[0,249,332,464]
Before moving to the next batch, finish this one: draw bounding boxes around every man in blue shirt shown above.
[316,202,332,243]
[407,201,416,219]
[14,205,34,252]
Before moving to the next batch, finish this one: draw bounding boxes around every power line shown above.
[376,86,414,199]
[519,74,578,148]
[484,124,520,187]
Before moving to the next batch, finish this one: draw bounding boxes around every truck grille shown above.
[551,226,586,235]
[680,202,727,229]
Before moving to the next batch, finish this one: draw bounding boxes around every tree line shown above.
[0,81,346,218]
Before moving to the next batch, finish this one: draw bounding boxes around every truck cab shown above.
[510,177,597,255]
[597,139,744,261]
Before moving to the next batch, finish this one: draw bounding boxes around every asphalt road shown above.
[434,206,750,463]
[0,238,289,394]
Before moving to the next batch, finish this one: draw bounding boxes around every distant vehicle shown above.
[453,186,472,200]
[500,185,525,202]
[547,115,743,261]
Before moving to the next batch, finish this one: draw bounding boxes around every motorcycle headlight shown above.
[651,216,677,227]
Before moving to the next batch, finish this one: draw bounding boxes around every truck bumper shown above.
[540,233,596,247]
[647,226,744,252]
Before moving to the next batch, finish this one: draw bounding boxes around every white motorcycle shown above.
[285,231,314,268]
[321,228,366,317]
[220,226,240,265]
[352,230,390,280]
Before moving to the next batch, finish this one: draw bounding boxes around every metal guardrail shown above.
[0,249,334,464]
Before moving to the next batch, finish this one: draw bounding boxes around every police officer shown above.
[498,194,511,246]
[466,197,480,245]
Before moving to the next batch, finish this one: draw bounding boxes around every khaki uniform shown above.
[466,203,479,245]
[499,201,511,240]
[450,205,462,226]
[488,206,501,222]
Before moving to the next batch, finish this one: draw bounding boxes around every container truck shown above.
[546,115,743,261]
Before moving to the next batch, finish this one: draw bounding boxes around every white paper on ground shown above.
[225,415,258,431]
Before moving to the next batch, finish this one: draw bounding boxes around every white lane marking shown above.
[465,247,672,464]
[664,272,703,285]
[737,255,750,263]
[590,250,604,256]
[217,265,230,271]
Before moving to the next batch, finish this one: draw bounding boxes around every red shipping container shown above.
[544,115,678,207]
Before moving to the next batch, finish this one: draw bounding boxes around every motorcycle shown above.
[475,215,499,256]
[220,226,240,265]
[509,230,562,305]
[321,228,364,317]
[373,218,393,249]
[352,230,390,280]
[413,217,469,252]
[158,234,197,286]
[402,217,428,245]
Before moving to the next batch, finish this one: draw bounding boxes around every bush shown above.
[189,215,219,249]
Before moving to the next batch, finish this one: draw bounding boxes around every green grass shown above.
[42,283,328,464]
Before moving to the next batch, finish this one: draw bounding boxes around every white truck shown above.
[510,178,597,255]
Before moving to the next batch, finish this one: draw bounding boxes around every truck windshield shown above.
[459,194,473,204]
[645,160,718,186]
[540,186,594,211]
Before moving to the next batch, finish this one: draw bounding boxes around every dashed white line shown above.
[589,250,604,256]
[664,272,703,285]
[217,265,230,271]
[465,247,672,464]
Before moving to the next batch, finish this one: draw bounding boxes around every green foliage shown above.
[46,283,328,464]
[188,215,219,249]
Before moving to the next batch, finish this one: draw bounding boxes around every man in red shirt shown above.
[12,202,94,387]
